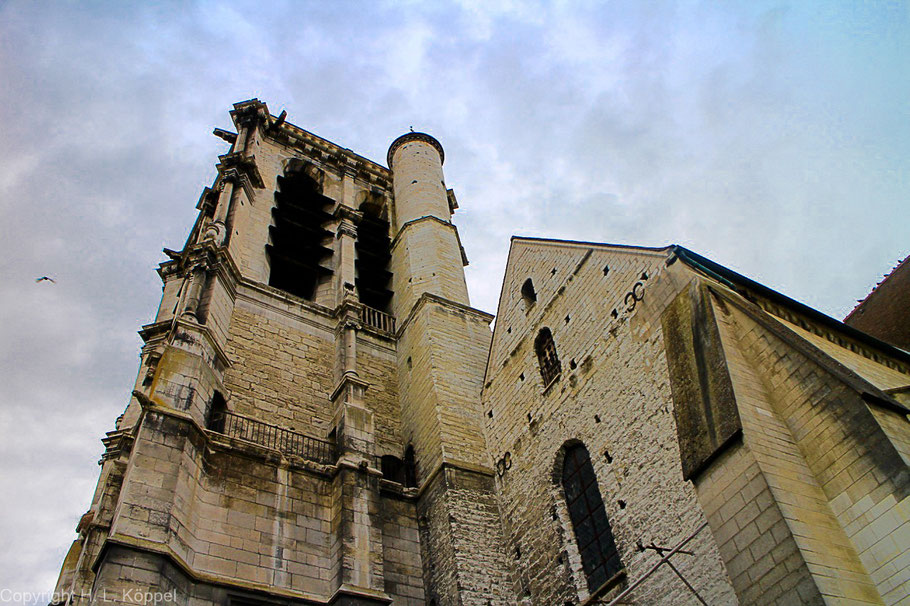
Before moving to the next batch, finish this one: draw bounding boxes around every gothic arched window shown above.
[535,327,561,386]
[267,166,334,300]
[562,443,622,592]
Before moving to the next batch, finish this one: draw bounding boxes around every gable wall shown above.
[482,243,737,604]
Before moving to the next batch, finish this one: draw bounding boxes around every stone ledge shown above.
[396,291,494,338]
[136,401,338,478]
[91,536,329,604]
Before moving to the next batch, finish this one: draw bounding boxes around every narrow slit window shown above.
[562,443,622,592]
[403,445,417,488]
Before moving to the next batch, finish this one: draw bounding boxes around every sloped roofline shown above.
[488,236,910,372]
[483,237,677,382]
[672,246,910,364]
[510,235,672,254]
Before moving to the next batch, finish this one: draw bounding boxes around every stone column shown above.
[335,206,361,309]
[180,263,207,322]
[328,303,389,605]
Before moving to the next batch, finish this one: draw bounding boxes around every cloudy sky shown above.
[1,0,908,596]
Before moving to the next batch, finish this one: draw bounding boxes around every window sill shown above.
[542,373,561,395]
[580,569,627,606]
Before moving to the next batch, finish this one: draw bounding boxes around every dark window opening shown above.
[356,202,393,312]
[267,168,334,300]
[562,443,622,592]
[535,327,561,386]
[207,391,227,433]
[403,445,417,488]
[521,278,537,306]
[381,455,405,484]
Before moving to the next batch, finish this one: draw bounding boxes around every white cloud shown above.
[1,0,907,595]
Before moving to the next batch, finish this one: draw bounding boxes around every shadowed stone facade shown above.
[54,100,910,606]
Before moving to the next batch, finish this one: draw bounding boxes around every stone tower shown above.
[53,100,512,606]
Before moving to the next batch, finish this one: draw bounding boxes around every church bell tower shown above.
[51,100,514,606]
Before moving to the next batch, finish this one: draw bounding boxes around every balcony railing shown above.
[210,411,336,465]
[361,306,396,333]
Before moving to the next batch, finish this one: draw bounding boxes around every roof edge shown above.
[510,235,673,254]
[673,246,910,367]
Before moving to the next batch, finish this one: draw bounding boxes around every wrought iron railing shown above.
[361,306,396,333]
[210,411,336,465]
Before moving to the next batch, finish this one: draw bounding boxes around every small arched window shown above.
[535,327,561,386]
[562,443,622,591]
[521,278,537,307]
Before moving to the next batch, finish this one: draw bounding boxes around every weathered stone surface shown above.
[52,101,910,606]
[661,282,742,481]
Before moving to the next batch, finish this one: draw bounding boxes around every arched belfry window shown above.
[562,443,622,591]
[356,201,393,311]
[535,327,561,386]
[267,166,334,300]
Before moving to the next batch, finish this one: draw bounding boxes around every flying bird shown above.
[35,276,56,284]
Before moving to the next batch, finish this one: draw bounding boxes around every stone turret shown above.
[388,133,469,319]
[387,132,514,606]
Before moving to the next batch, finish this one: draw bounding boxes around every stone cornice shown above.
[390,215,468,268]
[396,291,494,338]
[195,186,217,212]
[387,131,445,167]
[216,152,264,191]
[709,284,910,414]
[755,297,910,376]
[137,314,232,372]
[333,204,363,225]
[92,535,330,604]
[236,279,337,330]
[674,246,910,375]
[415,458,496,500]
[265,120,393,189]
[229,98,270,129]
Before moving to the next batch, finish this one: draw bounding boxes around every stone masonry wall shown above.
[109,411,338,599]
[380,493,425,605]
[692,440,823,604]
[222,299,336,437]
[721,300,910,604]
[710,298,869,603]
[483,242,737,605]
[357,336,403,459]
